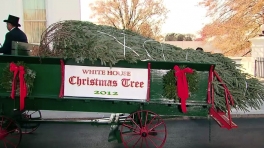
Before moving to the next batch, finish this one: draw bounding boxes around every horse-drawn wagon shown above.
[0,41,238,148]
[1,20,263,148]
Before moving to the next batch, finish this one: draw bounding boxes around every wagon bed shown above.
[0,42,237,148]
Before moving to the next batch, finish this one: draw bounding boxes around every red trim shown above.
[224,89,232,126]
[207,65,214,104]
[59,59,65,98]
[213,71,234,105]
[211,72,215,107]
[146,63,151,102]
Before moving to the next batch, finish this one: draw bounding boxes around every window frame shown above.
[22,0,47,44]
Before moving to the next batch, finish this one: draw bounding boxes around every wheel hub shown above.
[140,127,148,137]
[0,129,8,140]
[141,132,147,137]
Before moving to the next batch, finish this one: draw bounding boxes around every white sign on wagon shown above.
[64,65,149,100]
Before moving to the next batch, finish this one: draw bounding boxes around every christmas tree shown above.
[38,20,264,112]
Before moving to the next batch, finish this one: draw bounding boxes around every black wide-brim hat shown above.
[3,15,21,27]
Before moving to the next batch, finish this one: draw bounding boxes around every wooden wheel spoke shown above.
[147,136,159,148]
[132,136,142,147]
[148,122,164,132]
[121,110,167,148]
[144,137,150,148]
[5,129,17,135]
[122,124,140,133]
[3,138,16,147]
[128,117,141,129]
[149,129,165,133]
[122,132,140,136]
[137,111,143,128]
[140,137,143,148]
[144,111,149,127]
[2,140,8,148]
[149,135,164,141]
[5,121,13,130]
[147,115,157,126]
[124,133,140,144]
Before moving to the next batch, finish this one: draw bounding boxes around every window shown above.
[23,0,46,44]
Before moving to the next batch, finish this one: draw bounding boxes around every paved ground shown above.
[15,118,264,148]
[38,103,264,119]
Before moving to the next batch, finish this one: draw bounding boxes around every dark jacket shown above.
[0,27,28,55]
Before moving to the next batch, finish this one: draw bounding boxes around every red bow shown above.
[174,65,193,113]
[9,62,27,111]
[10,63,19,99]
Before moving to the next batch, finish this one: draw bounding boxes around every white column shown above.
[46,0,81,26]
[249,36,264,76]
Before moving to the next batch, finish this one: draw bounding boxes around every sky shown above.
[80,0,212,36]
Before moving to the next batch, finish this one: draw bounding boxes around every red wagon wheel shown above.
[21,110,42,134]
[0,116,22,148]
[120,110,167,148]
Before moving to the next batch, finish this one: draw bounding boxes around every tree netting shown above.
[39,20,182,65]
[39,20,264,112]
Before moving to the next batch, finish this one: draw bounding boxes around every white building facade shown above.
[0,0,81,44]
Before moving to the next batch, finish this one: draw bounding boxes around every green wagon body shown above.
[0,42,237,148]
[0,55,210,117]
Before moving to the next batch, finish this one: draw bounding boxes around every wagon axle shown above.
[140,127,148,137]
[139,127,158,138]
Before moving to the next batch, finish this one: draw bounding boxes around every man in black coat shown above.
[0,15,28,55]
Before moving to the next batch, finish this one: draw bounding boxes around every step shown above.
[209,108,237,129]
[210,114,237,129]
[217,111,226,115]
[220,114,238,127]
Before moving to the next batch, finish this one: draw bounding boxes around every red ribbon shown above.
[59,59,65,98]
[9,62,27,111]
[174,65,193,113]
[10,63,19,99]
[19,66,27,111]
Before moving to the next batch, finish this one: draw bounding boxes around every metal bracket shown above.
[108,113,124,143]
